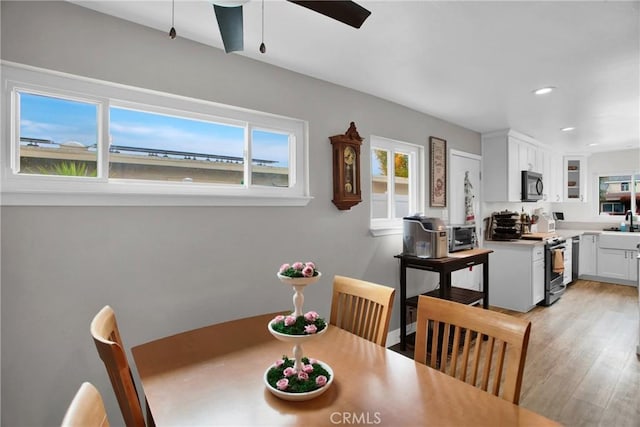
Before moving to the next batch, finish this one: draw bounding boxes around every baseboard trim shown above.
[386,322,416,348]
[578,274,637,287]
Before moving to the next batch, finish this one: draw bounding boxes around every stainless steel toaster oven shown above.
[447,224,477,252]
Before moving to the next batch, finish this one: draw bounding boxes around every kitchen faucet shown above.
[625,210,634,232]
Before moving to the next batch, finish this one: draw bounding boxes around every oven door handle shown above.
[549,284,567,296]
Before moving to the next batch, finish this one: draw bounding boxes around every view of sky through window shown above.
[20,92,98,148]
[19,92,290,167]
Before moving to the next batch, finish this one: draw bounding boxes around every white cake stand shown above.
[265,272,333,400]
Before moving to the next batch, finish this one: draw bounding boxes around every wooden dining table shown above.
[132,312,559,426]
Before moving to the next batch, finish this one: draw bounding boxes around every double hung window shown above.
[370,135,423,234]
[3,63,309,206]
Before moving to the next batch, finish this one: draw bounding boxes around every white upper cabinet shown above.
[542,150,563,203]
[564,155,588,202]
[482,129,547,202]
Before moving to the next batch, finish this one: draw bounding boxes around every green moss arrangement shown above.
[270,312,326,335]
[266,356,331,393]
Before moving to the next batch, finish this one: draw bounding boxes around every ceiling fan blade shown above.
[287,1,371,29]
[213,4,244,53]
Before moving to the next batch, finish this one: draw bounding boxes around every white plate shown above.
[264,360,334,401]
[276,271,322,286]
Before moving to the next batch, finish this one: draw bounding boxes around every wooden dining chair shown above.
[91,305,152,427]
[61,382,110,427]
[330,275,396,347]
[414,296,531,404]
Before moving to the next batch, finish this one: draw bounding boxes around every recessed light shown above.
[533,86,556,95]
[588,143,599,147]
[561,127,575,132]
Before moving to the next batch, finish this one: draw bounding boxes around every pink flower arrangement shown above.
[278,261,319,278]
[270,310,327,335]
[266,356,331,393]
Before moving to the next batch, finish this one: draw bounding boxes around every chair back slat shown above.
[430,320,439,367]
[449,326,461,376]
[480,336,495,391]
[91,306,147,427]
[493,341,507,395]
[330,276,395,347]
[414,296,531,404]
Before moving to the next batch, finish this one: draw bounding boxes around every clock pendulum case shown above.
[330,122,363,210]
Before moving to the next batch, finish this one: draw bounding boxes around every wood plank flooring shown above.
[390,280,640,426]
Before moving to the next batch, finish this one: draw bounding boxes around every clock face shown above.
[344,146,355,165]
[343,146,356,194]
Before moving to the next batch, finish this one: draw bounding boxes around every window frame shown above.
[369,135,424,236]
[596,171,639,217]
[1,62,311,206]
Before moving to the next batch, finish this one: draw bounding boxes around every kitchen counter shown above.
[484,229,631,246]
[484,239,544,246]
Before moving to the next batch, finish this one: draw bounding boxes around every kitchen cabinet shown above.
[532,250,545,306]
[597,248,632,280]
[580,234,597,276]
[483,242,545,312]
[596,233,640,283]
[544,151,563,203]
[482,129,544,202]
[563,238,573,285]
[564,156,588,202]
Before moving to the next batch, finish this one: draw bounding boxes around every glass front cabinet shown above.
[564,156,587,202]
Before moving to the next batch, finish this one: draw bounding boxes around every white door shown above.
[449,150,481,226]
[449,150,482,290]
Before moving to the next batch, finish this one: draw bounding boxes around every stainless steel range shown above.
[542,237,567,306]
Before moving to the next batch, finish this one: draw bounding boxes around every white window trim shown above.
[595,170,639,219]
[369,135,424,236]
[1,61,312,206]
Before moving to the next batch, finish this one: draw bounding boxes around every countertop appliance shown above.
[541,237,567,306]
[403,215,448,258]
[447,224,477,252]
[521,170,544,202]
[534,208,555,233]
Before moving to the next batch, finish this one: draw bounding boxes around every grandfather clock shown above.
[330,122,363,210]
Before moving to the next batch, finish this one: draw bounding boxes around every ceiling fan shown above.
[211,0,372,53]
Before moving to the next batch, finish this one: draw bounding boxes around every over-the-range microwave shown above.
[521,170,543,202]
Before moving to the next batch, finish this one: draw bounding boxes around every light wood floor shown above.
[391,280,640,426]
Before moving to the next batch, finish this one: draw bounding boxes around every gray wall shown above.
[0,2,480,426]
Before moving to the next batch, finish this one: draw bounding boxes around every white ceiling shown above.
[70,0,639,154]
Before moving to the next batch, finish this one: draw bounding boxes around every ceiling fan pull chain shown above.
[169,0,177,39]
[259,0,266,53]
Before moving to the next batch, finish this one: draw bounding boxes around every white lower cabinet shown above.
[579,234,598,276]
[484,242,545,312]
[627,250,638,282]
[563,238,573,285]
[597,248,629,280]
[596,233,640,283]
[532,254,545,306]
[597,248,639,281]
